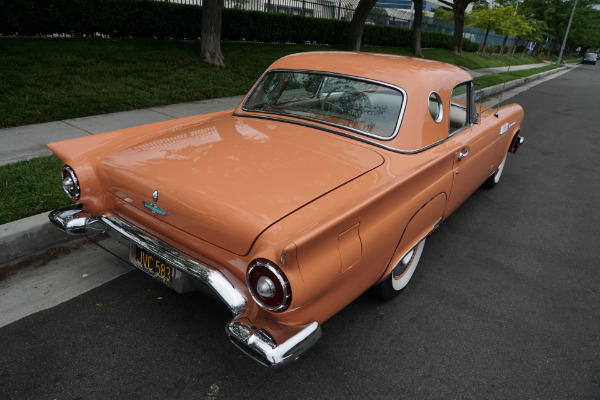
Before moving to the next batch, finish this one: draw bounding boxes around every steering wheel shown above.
[321,86,345,113]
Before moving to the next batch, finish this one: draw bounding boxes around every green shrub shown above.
[0,0,477,51]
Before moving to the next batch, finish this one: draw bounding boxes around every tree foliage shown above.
[466,2,546,55]
[433,7,454,21]
[368,7,390,25]
[520,0,600,53]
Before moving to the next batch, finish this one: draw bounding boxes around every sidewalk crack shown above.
[61,120,95,135]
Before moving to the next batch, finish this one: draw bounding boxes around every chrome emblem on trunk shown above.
[143,190,168,216]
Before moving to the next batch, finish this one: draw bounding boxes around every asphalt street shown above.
[1,64,599,399]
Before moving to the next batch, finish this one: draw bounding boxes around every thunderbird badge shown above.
[143,190,169,216]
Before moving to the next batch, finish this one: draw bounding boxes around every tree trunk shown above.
[512,36,520,56]
[452,8,465,56]
[201,0,224,66]
[480,21,490,55]
[499,34,508,56]
[531,41,540,56]
[344,0,378,51]
[411,0,423,57]
[449,0,472,57]
[547,39,556,57]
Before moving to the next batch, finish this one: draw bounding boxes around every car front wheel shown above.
[371,239,426,300]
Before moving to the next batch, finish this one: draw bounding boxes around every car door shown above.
[444,81,497,217]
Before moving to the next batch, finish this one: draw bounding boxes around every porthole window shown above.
[428,92,443,124]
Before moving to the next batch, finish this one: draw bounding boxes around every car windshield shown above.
[243,71,405,139]
[585,53,596,59]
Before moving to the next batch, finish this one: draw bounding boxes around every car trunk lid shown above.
[98,116,384,255]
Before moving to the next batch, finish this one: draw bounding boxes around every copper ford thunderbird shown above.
[48,52,524,367]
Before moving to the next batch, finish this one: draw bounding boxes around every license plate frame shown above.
[130,245,174,283]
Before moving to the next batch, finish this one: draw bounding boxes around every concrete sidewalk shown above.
[0,96,245,167]
[468,62,550,78]
[0,62,575,268]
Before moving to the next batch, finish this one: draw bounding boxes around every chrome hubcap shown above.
[393,248,415,279]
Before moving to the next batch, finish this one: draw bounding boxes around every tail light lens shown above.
[61,165,80,201]
[247,260,291,312]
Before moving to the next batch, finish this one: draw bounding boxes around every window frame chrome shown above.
[428,91,444,124]
[241,69,408,142]
[448,80,476,137]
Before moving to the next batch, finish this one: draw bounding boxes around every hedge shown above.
[0,0,478,52]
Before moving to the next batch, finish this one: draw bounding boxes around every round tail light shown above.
[247,260,291,312]
[61,165,80,201]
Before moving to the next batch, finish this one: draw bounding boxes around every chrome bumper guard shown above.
[48,204,321,368]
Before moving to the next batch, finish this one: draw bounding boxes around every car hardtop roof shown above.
[267,51,473,93]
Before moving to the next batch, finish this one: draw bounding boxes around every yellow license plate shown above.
[134,246,173,282]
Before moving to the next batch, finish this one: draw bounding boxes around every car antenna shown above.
[495,3,520,118]
[494,44,517,118]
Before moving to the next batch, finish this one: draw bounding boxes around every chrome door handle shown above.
[458,150,469,161]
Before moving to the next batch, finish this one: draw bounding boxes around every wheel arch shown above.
[376,192,446,283]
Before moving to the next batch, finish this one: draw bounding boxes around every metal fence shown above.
[421,16,516,47]
[164,0,412,25]
[160,0,519,47]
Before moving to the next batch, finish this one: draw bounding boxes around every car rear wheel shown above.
[482,154,507,189]
[371,239,426,300]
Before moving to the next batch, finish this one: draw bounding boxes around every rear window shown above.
[243,71,405,139]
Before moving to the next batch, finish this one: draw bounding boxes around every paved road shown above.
[1,65,599,399]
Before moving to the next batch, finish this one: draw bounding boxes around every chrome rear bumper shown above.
[48,204,321,368]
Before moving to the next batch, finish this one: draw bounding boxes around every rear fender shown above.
[378,193,446,282]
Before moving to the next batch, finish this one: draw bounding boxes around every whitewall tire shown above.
[372,239,426,300]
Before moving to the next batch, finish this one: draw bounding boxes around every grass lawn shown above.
[473,65,562,88]
[0,38,550,225]
[1,38,543,129]
[0,156,70,225]
[540,54,583,64]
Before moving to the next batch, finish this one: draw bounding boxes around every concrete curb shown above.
[478,66,567,99]
[0,212,86,267]
[0,65,572,270]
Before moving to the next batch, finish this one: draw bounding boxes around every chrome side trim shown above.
[233,112,446,155]
[48,204,322,368]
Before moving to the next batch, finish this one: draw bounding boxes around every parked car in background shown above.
[582,53,597,64]
[48,52,524,368]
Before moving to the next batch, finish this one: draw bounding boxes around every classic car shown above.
[48,52,524,368]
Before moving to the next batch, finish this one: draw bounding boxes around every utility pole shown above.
[557,0,579,65]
